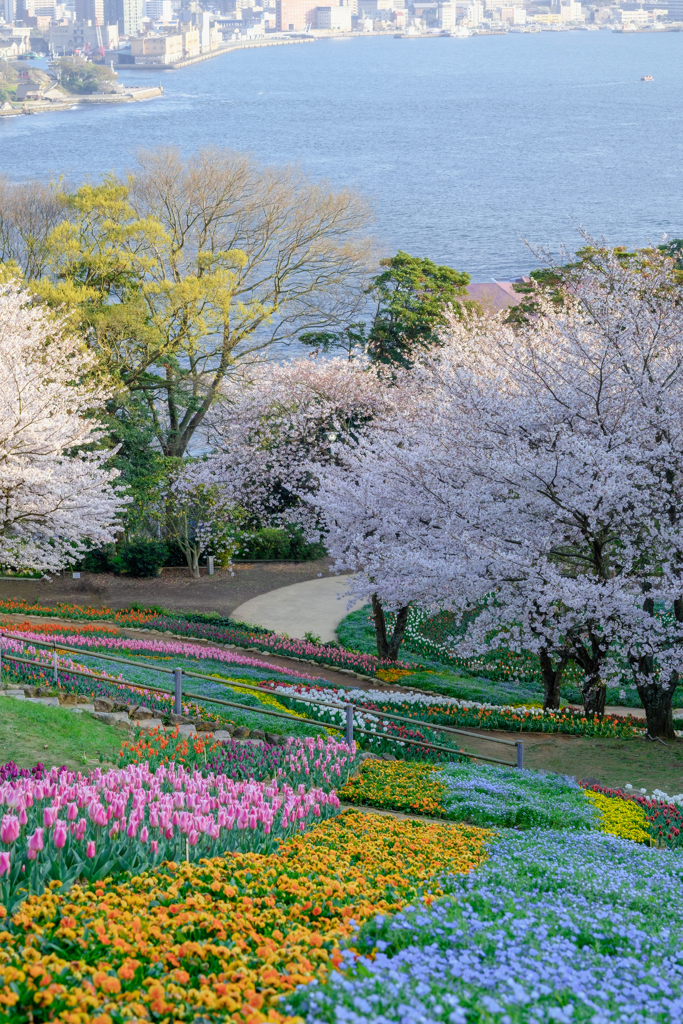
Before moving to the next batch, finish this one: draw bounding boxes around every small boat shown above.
[641,75,653,81]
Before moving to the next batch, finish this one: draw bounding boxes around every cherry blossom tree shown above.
[192,354,392,535]
[0,282,125,571]
[304,248,683,738]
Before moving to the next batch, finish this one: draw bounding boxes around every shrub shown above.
[235,526,326,561]
[110,539,168,577]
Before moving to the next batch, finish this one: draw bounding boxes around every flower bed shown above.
[584,789,651,844]
[120,730,358,791]
[0,601,415,678]
[0,810,490,1023]
[581,782,683,849]
[259,679,648,739]
[0,759,341,911]
[289,828,683,1023]
[340,760,596,830]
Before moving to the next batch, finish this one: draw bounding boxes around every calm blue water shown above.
[1,31,682,278]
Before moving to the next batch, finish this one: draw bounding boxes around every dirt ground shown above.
[0,561,331,617]
[453,727,683,793]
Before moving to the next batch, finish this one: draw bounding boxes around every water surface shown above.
[1,31,681,277]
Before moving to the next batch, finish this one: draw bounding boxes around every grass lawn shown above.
[0,699,122,771]
[456,726,683,793]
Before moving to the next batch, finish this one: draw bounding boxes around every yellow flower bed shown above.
[340,760,447,817]
[585,790,651,844]
[211,674,313,724]
[0,811,490,1024]
[375,668,414,683]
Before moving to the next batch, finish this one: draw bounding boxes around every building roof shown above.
[466,280,526,312]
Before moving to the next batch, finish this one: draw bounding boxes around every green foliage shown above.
[366,251,470,367]
[235,526,326,561]
[299,324,367,360]
[110,539,168,577]
[51,57,118,95]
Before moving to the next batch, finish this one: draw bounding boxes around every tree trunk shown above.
[539,649,567,711]
[637,677,677,740]
[582,676,606,718]
[371,593,410,662]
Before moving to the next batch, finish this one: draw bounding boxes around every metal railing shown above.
[0,632,523,769]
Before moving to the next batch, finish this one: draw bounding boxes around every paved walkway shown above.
[231,575,367,643]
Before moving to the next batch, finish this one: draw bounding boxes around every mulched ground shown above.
[0,561,332,616]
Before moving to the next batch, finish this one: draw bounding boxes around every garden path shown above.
[231,575,368,643]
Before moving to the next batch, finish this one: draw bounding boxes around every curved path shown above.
[231,575,367,644]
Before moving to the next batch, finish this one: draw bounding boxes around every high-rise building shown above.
[113,0,142,34]
[669,0,683,18]
[75,0,104,20]
[275,0,316,29]
[144,0,173,16]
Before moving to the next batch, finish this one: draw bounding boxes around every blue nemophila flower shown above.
[286,829,683,1023]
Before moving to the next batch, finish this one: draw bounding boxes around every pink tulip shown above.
[53,822,67,850]
[43,807,57,828]
[0,852,10,876]
[86,841,96,858]
[27,828,44,854]
[126,822,137,839]
[140,826,148,843]
[18,808,27,826]
[1,815,19,845]
[151,840,158,854]
[67,803,78,821]
[188,830,198,846]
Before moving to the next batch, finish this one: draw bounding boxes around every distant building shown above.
[276,0,317,30]
[438,2,455,27]
[75,0,104,22]
[498,5,525,22]
[455,2,482,24]
[316,2,352,26]
[617,7,650,24]
[112,0,143,35]
[130,29,183,57]
[668,0,683,18]
[50,19,119,51]
[143,0,173,18]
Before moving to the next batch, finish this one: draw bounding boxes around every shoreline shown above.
[114,35,314,70]
[0,85,163,116]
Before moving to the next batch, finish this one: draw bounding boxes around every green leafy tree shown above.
[365,251,470,367]
[52,58,118,95]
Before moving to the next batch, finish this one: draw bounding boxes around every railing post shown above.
[516,741,524,770]
[53,644,58,686]
[345,703,354,747]
[207,555,214,576]
[174,667,183,715]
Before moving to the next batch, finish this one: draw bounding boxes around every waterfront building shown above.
[182,23,199,51]
[275,0,317,30]
[315,2,351,26]
[130,28,182,57]
[438,1,454,28]
[617,7,650,24]
[455,2,482,25]
[668,0,683,18]
[498,5,525,22]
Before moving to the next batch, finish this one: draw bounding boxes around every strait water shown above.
[1,30,682,279]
